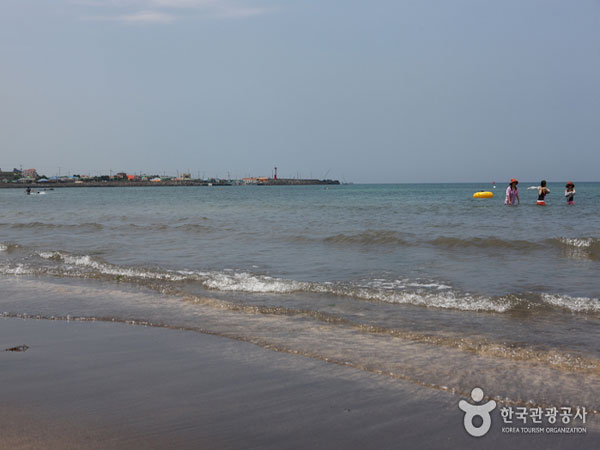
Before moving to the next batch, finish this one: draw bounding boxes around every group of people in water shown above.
[504,179,576,206]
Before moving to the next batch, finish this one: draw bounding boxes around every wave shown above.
[0,264,34,275]
[540,293,600,313]
[553,237,600,249]
[429,236,600,260]
[111,223,215,234]
[323,230,411,246]
[2,221,217,235]
[548,237,600,260]
[37,251,192,282]
[174,223,214,233]
[0,249,597,315]
[2,222,104,231]
[0,243,20,252]
[430,236,542,250]
[2,253,509,312]
[202,272,506,310]
[202,271,310,293]
[203,273,600,314]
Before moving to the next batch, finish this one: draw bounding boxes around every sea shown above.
[1,183,599,411]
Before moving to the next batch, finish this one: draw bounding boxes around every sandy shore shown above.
[1,317,598,449]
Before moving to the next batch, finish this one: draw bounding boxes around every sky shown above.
[1,0,599,183]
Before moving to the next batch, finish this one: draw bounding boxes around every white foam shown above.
[356,278,451,291]
[201,272,508,312]
[38,251,190,281]
[560,238,594,248]
[541,293,600,312]
[0,244,7,252]
[329,288,511,312]
[0,264,33,275]
[28,251,519,313]
[202,272,310,293]
[406,282,452,290]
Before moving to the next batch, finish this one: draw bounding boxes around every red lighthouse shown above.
[274,166,278,180]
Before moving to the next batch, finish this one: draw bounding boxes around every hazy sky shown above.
[1,0,599,182]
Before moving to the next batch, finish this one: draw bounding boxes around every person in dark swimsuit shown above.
[537,180,550,206]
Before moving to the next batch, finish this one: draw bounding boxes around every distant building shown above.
[0,168,22,181]
[22,168,38,179]
[242,177,268,185]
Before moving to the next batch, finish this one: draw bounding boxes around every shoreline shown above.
[1,317,598,449]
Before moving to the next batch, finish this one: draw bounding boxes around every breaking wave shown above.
[37,251,191,282]
[3,253,508,312]
[557,237,596,248]
[200,272,505,311]
[549,237,600,260]
[540,293,600,312]
[0,249,595,315]
[0,264,34,275]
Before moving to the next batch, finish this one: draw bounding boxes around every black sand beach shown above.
[1,317,598,449]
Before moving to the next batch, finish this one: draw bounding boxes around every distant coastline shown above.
[0,178,340,188]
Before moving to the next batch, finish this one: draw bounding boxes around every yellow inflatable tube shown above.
[473,191,494,199]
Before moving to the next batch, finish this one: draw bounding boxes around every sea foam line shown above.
[3,251,597,315]
[541,293,600,313]
[38,251,191,281]
[32,251,508,312]
[558,237,596,248]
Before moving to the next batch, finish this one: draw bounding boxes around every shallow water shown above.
[1,183,599,410]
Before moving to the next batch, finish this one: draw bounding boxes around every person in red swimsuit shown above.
[536,180,550,206]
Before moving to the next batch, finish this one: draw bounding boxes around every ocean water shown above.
[1,183,600,410]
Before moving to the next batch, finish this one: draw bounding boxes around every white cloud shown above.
[151,0,217,7]
[75,0,271,24]
[116,10,175,23]
[213,5,269,18]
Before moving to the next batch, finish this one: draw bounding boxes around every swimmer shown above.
[536,180,550,206]
[565,181,575,205]
[25,186,31,195]
[505,178,520,205]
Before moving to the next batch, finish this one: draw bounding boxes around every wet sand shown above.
[1,318,599,449]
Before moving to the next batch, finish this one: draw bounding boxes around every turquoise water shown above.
[1,183,600,409]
